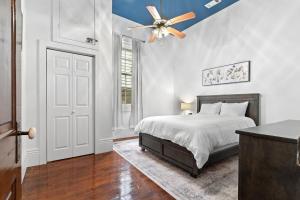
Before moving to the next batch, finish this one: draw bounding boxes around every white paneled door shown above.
[47,50,94,162]
[72,54,94,157]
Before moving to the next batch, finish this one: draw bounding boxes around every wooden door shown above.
[0,0,21,199]
[47,50,94,162]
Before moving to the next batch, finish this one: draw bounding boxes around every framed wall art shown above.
[202,61,250,86]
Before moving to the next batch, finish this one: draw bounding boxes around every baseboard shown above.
[22,140,112,171]
[21,148,40,182]
[95,138,113,154]
[25,148,40,167]
[21,150,27,182]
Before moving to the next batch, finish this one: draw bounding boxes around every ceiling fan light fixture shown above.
[153,27,169,39]
[128,4,195,43]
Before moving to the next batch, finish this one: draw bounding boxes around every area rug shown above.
[113,139,238,200]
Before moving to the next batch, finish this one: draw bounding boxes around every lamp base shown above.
[181,111,193,115]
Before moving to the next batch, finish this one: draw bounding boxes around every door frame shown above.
[37,40,108,165]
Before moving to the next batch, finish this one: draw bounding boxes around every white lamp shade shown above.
[181,102,192,110]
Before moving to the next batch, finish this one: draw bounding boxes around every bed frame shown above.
[139,93,260,177]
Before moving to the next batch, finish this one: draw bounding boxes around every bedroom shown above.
[1,0,300,200]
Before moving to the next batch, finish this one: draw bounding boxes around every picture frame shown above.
[202,61,250,86]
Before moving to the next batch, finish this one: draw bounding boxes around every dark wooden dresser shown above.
[236,120,300,200]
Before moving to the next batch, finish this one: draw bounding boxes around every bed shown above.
[136,94,260,177]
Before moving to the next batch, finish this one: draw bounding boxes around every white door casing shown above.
[47,50,94,162]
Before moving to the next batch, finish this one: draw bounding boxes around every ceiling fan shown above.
[128,4,196,43]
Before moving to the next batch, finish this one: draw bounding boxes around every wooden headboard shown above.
[197,94,260,125]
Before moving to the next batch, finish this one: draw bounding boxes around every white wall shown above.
[172,0,300,124]
[113,14,150,42]
[21,0,112,178]
[141,40,176,117]
[113,15,176,118]
[21,0,51,180]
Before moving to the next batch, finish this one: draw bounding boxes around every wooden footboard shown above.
[139,133,239,178]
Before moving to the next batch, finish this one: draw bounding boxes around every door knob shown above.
[17,127,36,139]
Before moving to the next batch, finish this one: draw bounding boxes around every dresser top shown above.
[236,120,300,143]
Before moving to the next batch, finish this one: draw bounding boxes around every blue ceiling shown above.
[113,0,239,31]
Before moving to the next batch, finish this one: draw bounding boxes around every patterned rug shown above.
[113,139,238,200]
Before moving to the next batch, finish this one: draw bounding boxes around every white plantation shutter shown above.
[121,36,133,104]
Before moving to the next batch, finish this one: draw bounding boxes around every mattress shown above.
[134,114,255,168]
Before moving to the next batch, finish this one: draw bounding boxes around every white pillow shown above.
[220,102,249,117]
[199,102,222,115]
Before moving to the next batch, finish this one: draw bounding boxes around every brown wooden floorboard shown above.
[22,151,174,200]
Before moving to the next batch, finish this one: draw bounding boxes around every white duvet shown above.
[134,114,255,168]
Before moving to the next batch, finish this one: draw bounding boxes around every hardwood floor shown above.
[113,136,139,142]
[22,152,174,200]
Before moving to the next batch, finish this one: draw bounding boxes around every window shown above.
[121,37,133,105]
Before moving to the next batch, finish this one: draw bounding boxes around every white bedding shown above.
[134,114,256,168]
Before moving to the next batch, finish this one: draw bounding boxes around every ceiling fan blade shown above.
[167,27,186,39]
[128,25,156,30]
[148,34,157,43]
[166,12,196,26]
[146,6,161,20]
